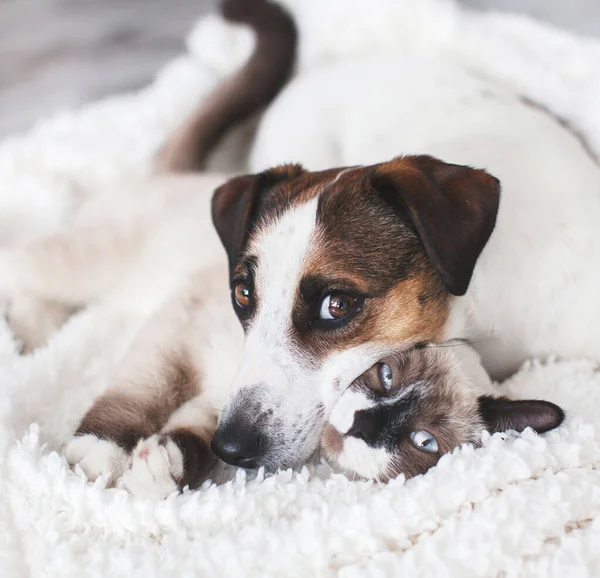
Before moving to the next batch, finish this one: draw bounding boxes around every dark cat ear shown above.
[478,396,565,434]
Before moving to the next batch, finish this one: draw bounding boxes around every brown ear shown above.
[372,155,501,296]
[211,164,305,267]
[478,396,565,434]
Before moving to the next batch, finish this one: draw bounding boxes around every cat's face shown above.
[321,345,564,481]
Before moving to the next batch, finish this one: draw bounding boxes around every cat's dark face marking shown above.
[321,345,565,481]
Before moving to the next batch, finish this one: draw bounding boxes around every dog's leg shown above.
[64,271,226,489]
[121,394,219,498]
[64,343,201,487]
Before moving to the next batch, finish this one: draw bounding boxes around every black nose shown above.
[347,410,382,446]
[211,420,265,469]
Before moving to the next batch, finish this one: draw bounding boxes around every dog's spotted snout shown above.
[211,386,273,469]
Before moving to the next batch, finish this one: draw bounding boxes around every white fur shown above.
[64,434,129,485]
[337,438,391,481]
[329,390,375,434]
[223,197,326,461]
[0,174,227,315]
[318,342,396,411]
[234,196,320,393]
[3,0,600,574]
[120,436,183,499]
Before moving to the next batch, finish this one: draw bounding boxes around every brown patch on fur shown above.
[372,156,500,296]
[155,0,297,172]
[76,351,201,452]
[245,165,324,227]
[247,165,356,223]
[367,277,449,345]
[162,429,217,490]
[289,166,450,359]
[215,164,354,271]
[77,393,159,452]
[212,164,309,269]
[162,351,202,407]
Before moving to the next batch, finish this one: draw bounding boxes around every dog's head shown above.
[209,155,501,470]
[321,344,565,481]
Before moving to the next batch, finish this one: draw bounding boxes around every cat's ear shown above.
[477,396,565,434]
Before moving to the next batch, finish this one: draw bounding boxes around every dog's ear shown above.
[211,164,305,267]
[372,155,501,296]
[477,396,565,434]
[212,174,261,267]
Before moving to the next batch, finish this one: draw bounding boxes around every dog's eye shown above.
[410,430,438,453]
[233,281,251,308]
[378,363,393,391]
[319,293,355,320]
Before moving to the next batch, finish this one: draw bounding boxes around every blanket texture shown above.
[1,1,600,576]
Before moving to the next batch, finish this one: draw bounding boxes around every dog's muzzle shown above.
[211,413,267,469]
[211,383,323,470]
[211,385,277,469]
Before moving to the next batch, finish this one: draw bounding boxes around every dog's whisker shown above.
[423,338,495,349]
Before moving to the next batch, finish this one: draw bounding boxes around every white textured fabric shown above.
[1,1,600,576]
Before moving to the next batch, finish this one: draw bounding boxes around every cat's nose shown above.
[346,410,381,446]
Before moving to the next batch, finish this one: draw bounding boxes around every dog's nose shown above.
[211,420,264,469]
[346,410,381,446]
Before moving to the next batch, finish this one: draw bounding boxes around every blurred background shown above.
[1,0,599,139]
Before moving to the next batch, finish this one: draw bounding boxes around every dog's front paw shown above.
[119,435,184,499]
[64,434,130,486]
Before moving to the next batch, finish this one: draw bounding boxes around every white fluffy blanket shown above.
[2,1,600,576]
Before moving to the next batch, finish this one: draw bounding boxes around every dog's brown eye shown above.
[234,282,251,308]
[320,293,355,320]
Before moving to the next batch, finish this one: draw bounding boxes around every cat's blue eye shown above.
[378,363,393,391]
[410,430,439,453]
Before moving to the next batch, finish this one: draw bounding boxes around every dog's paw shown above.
[64,434,130,486]
[119,435,184,499]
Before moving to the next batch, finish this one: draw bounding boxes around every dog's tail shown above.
[155,0,297,172]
